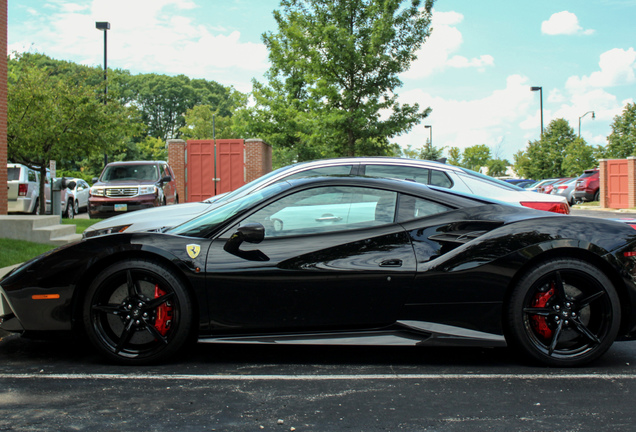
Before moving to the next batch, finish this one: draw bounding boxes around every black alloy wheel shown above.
[507,258,620,367]
[83,259,194,365]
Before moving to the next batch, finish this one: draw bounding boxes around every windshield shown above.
[168,182,289,237]
[102,164,159,181]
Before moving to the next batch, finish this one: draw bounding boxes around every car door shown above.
[204,185,417,332]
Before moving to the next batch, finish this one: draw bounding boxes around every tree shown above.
[606,103,636,158]
[419,142,445,161]
[486,158,510,177]
[7,54,135,213]
[447,147,462,166]
[513,118,577,180]
[251,0,434,161]
[562,138,597,177]
[179,104,240,140]
[462,144,491,171]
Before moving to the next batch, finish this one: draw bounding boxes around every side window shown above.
[278,165,354,182]
[430,170,453,188]
[397,194,452,222]
[241,186,398,238]
[364,165,430,184]
[27,170,37,182]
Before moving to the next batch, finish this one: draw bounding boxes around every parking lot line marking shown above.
[0,373,635,381]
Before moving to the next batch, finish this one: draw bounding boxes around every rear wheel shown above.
[64,199,75,219]
[506,258,620,367]
[83,259,194,365]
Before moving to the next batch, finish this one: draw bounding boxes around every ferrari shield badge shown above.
[186,244,201,259]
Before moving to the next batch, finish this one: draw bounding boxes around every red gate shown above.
[607,159,628,209]
[186,139,245,202]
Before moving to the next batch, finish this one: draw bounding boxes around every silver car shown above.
[83,157,569,238]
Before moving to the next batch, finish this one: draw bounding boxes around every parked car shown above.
[573,169,600,203]
[88,161,178,219]
[68,178,90,214]
[543,178,572,195]
[504,179,535,188]
[7,163,46,214]
[551,178,577,205]
[2,175,636,367]
[83,157,570,238]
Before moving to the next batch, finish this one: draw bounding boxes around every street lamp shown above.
[530,86,543,137]
[425,125,432,146]
[95,21,110,165]
[578,111,595,138]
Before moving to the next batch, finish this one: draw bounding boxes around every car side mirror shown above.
[223,223,269,261]
[161,175,172,183]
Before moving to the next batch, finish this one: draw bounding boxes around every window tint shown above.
[8,167,20,181]
[430,170,452,188]
[364,164,453,189]
[279,165,354,182]
[242,186,398,238]
[397,194,452,222]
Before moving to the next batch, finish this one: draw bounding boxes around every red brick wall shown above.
[167,139,186,204]
[0,0,7,214]
[245,139,272,183]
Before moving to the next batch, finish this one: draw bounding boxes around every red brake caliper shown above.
[154,285,173,336]
[531,285,555,339]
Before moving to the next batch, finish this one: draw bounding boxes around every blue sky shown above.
[8,0,636,161]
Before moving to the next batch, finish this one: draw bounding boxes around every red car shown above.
[573,169,600,203]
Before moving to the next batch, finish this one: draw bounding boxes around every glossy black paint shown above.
[3,176,636,351]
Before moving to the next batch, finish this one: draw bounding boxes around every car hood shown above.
[84,201,216,237]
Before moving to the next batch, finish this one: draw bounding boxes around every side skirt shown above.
[198,321,507,348]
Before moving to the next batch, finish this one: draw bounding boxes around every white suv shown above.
[7,163,47,214]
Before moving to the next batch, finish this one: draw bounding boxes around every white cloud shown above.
[8,0,269,92]
[541,11,594,36]
[566,48,636,90]
[396,75,537,157]
[403,10,494,79]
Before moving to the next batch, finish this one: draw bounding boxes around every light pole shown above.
[425,125,432,146]
[96,21,110,165]
[530,86,543,137]
[578,111,595,138]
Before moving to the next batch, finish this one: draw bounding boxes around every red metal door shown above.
[607,160,628,208]
[186,139,245,202]
[216,140,246,195]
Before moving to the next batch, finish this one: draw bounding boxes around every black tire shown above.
[74,199,80,215]
[594,190,600,202]
[83,259,194,365]
[32,198,40,215]
[64,199,75,219]
[506,258,620,367]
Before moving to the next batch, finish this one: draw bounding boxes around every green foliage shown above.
[513,118,578,180]
[447,147,462,166]
[419,143,445,161]
[248,0,435,163]
[462,144,491,171]
[562,138,597,176]
[486,158,509,177]
[138,136,168,161]
[7,53,137,213]
[606,103,636,158]
[179,105,240,140]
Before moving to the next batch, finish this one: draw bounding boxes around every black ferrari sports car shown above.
[2,176,636,367]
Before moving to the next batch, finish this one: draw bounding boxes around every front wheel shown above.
[506,258,620,367]
[83,259,194,365]
[64,199,75,219]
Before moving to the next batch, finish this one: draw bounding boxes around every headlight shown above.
[83,224,132,239]
[139,185,158,195]
[90,187,105,197]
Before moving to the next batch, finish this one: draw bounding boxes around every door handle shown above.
[380,259,402,267]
